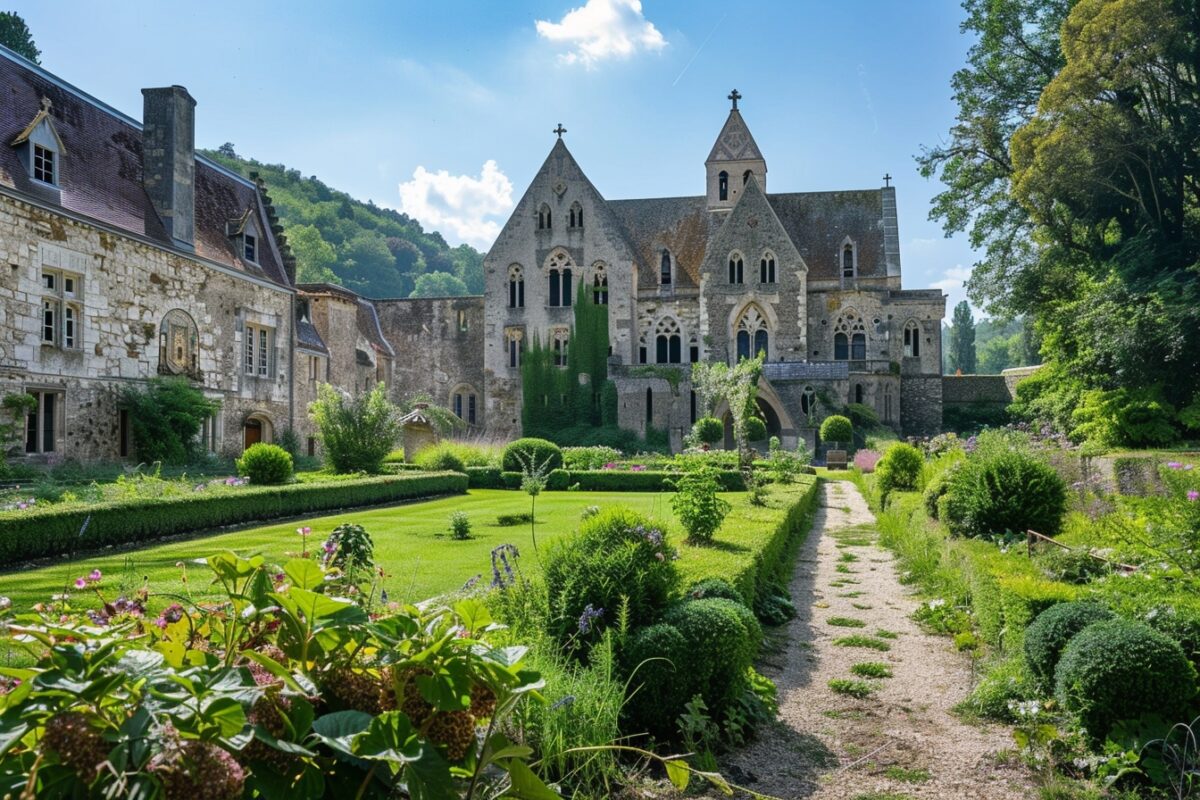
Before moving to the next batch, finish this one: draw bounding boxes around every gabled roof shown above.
[10,98,65,152]
[607,196,718,288]
[0,47,291,289]
[295,316,328,355]
[705,109,764,163]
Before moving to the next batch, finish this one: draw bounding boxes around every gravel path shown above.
[710,480,1035,800]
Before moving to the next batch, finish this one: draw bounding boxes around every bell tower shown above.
[706,89,767,211]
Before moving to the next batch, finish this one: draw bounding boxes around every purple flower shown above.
[297,526,311,536]
[1167,462,1184,470]
[631,465,646,472]
[577,604,605,635]
[603,462,617,470]
[87,610,110,626]
[87,569,102,583]
[1187,490,1199,502]
[73,577,86,590]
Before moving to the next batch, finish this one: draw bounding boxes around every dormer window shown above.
[33,144,55,185]
[244,232,258,263]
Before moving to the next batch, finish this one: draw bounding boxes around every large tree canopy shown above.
[0,12,39,64]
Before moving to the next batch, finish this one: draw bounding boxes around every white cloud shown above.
[536,0,667,68]
[930,264,984,319]
[397,161,514,250]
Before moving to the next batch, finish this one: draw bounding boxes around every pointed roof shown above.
[703,175,805,272]
[706,109,764,164]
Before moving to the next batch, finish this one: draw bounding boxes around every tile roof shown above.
[0,48,291,288]
[607,196,718,288]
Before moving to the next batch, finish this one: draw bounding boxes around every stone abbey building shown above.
[0,46,942,464]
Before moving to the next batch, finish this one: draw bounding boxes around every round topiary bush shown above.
[687,577,746,604]
[819,415,853,446]
[501,438,563,473]
[543,507,678,650]
[413,443,466,472]
[876,443,924,494]
[661,597,760,715]
[941,448,1068,538]
[1054,619,1197,740]
[621,623,691,739]
[235,443,293,485]
[1023,602,1115,691]
[745,417,767,443]
[692,417,724,446]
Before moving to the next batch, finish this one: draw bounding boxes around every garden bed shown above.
[0,471,467,564]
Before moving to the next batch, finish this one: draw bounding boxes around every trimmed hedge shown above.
[493,469,747,492]
[0,472,468,563]
[1024,602,1115,691]
[466,466,505,489]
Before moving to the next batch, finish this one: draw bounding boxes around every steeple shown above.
[706,89,767,210]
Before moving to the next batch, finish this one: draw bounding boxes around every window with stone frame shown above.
[801,385,816,418]
[718,170,729,201]
[903,320,921,358]
[689,336,700,363]
[546,251,574,307]
[841,240,857,282]
[24,389,62,454]
[308,355,322,383]
[660,250,672,285]
[505,328,524,369]
[537,204,552,230]
[508,264,525,309]
[735,304,768,362]
[452,386,479,425]
[40,268,83,350]
[883,385,894,422]
[833,311,867,361]
[244,323,274,378]
[655,317,682,364]
[33,144,56,185]
[638,334,648,365]
[569,202,583,229]
[243,232,258,263]
[592,262,609,305]
[159,309,199,376]
[552,328,570,368]
[760,251,777,284]
[728,251,745,284]
[854,383,864,404]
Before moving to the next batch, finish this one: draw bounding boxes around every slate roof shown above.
[706,109,765,163]
[605,189,887,285]
[0,47,291,288]
[295,316,328,354]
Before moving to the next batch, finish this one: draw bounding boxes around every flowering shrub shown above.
[853,449,881,473]
[561,446,622,471]
[0,550,552,799]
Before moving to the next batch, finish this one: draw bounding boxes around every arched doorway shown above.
[243,414,272,450]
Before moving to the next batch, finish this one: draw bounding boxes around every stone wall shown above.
[1002,365,1042,398]
[0,193,293,462]
[942,374,1012,404]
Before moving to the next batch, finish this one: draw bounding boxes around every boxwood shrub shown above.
[941,448,1067,538]
[1023,601,1115,691]
[465,466,505,489]
[236,443,294,485]
[1055,619,1197,741]
[501,438,563,472]
[875,443,924,495]
[0,472,467,563]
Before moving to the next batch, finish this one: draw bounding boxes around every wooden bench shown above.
[826,449,848,470]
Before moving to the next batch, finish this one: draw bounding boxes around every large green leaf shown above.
[351,711,422,763]
[503,760,561,799]
[284,558,325,591]
[201,696,247,738]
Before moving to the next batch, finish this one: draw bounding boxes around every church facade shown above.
[480,93,945,450]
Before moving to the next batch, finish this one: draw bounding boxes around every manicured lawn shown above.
[0,490,696,614]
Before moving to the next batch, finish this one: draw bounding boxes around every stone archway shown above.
[242,414,273,450]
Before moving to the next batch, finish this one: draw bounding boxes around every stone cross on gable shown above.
[728,89,741,110]
[553,123,567,139]
[883,173,892,187]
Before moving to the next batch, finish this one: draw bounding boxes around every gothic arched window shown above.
[569,202,583,229]
[801,385,816,417]
[660,249,672,285]
[903,320,921,358]
[841,239,856,282]
[718,170,729,201]
[592,262,609,305]
[552,328,569,368]
[159,309,199,376]
[760,251,776,284]
[728,251,744,284]
[655,317,682,364]
[735,305,769,362]
[854,383,864,404]
[538,204,552,230]
[834,311,867,361]
[508,264,524,309]
[505,328,523,368]
[451,384,479,425]
[546,250,574,307]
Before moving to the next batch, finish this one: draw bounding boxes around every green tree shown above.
[339,232,406,297]
[948,301,977,374]
[119,378,218,465]
[410,271,468,298]
[978,335,1013,374]
[308,383,399,473]
[0,12,39,63]
[287,224,340,285]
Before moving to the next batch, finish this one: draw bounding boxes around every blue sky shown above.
[17,0,981,312]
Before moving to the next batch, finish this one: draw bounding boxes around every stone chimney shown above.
[141,85,196,249]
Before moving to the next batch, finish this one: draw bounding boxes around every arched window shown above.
[728,251,744,284]
[689,336,699,363]
[159,309,199,376]
[451,385,479,425]
[645,387,654,426]
[854,383,864,404]
[660,249,672,285]
[743,169,752,185]
[841,240,856,282]
[508,264,524,309]
[834,311,867,361]
[735,305,769,362]
[718,170,729,201]
[801,385,816,417]
[552,328,569,368]
[569,202,583,229]
[505,329,523,368]
[592,262,609,305]
[655,317,682,364]
[903,320,921,358]
[760,251,776,284]
[638,334,648,365]
[546,250,574,307]
[538,204,552,230]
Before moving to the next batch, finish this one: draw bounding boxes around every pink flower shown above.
[297,526,311,536]
[87,569,102,583]
[1187,490,1199,502]
[73,577,86,590]
[1167,462,1184,470]
[631,465,646,472]
[603,462,617,470]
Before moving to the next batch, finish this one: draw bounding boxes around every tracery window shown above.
[833,311,867,361]
[592,262,609,305]
[903,320,921,358]
[760,251,776,284]
[505,328,524,368]
[569,202,583,229]
[655,317,682,364]
[508,264,525,308]
[546,250,573,307]
[552,328,569,368]
[735,305,769,362]
[728,251,744,284]
[537,204,552,230]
